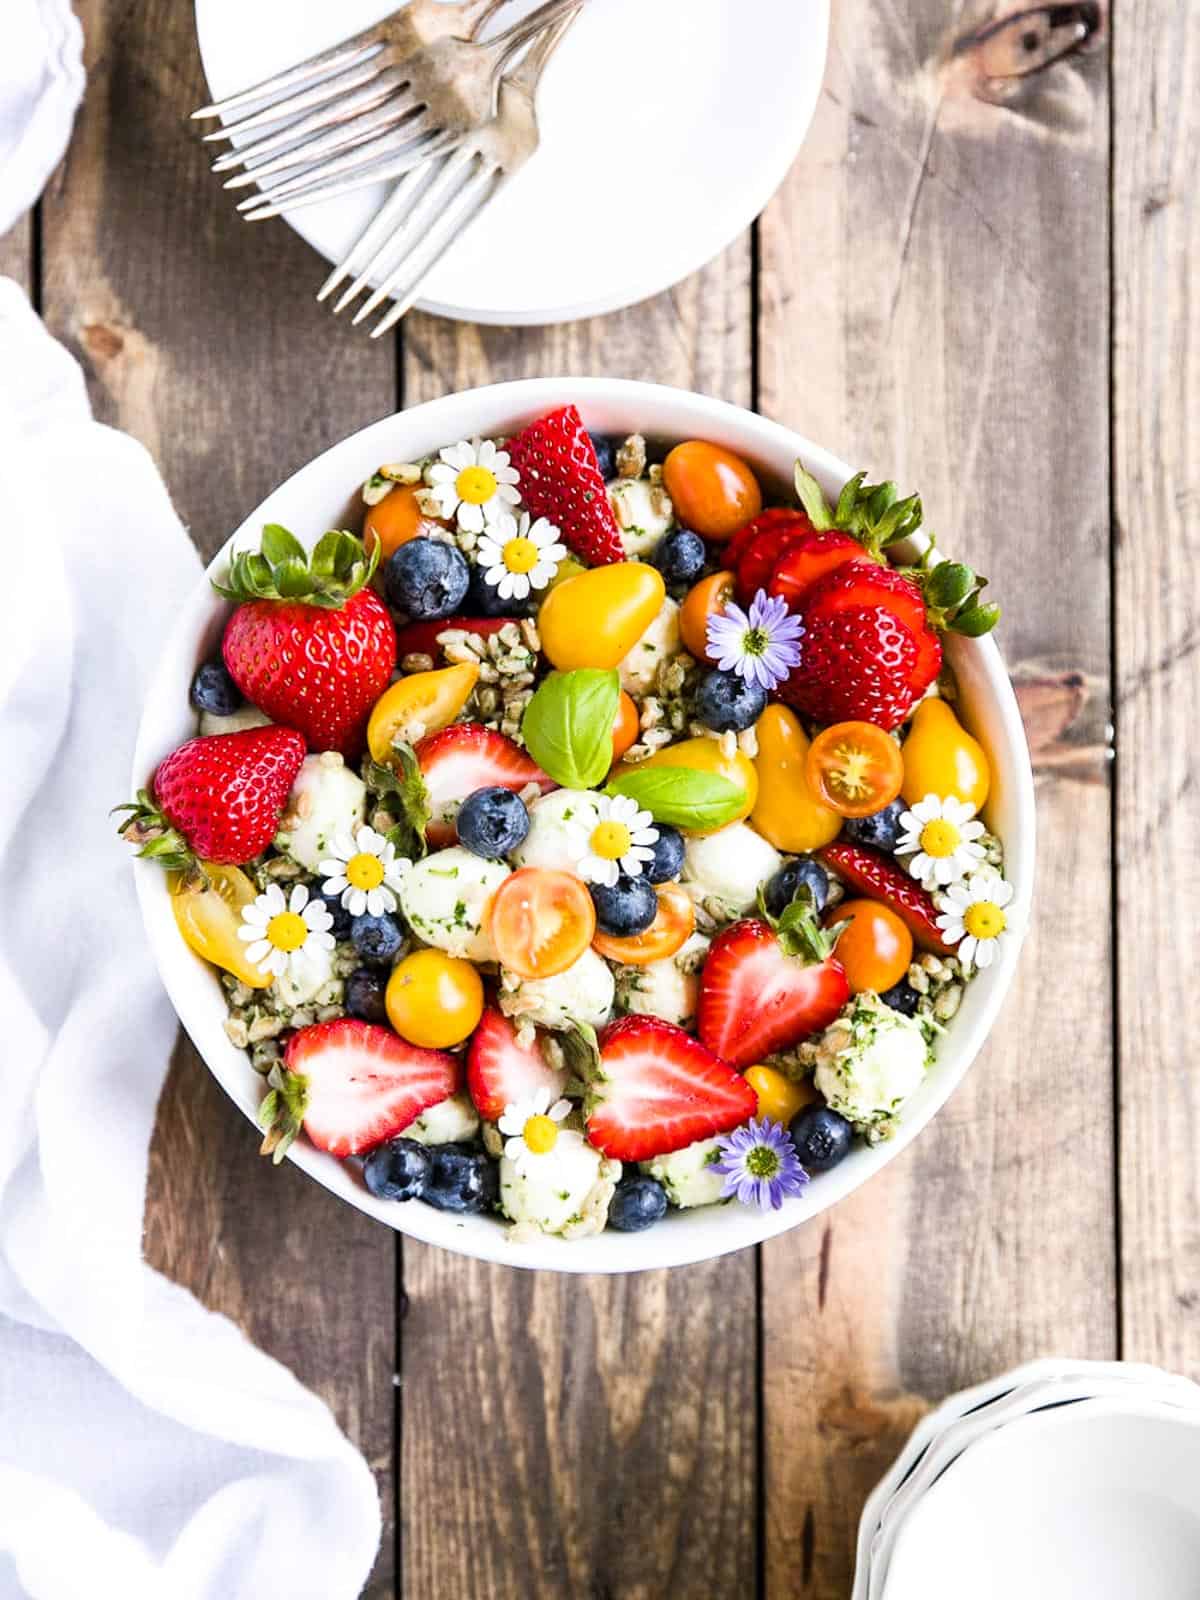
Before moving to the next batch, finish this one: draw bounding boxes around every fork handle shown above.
[487,0,590,64]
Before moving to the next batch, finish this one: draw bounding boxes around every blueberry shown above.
[590,873,658,936]
[350,912,405,966]
[608,1174,669,1232]
[345,967,389,1024]
[189,660,241,717]
[363,1138,430,1202]
[789,1105,854,1174]
[424,1145,499,1214]
[384,537,469,620]
[694,669,768,733]
[588,431,618,480]
[317,887,354,940]
[764,856,829,918]
[843,800,906,854]
[879,979,920,1018]
[466,561,533,618]
[456,786,529,858]
[653,529,707,590]
[643,824,685,884]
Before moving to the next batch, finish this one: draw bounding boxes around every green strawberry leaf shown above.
[364,749,430,859]
[257,1064,309,1165]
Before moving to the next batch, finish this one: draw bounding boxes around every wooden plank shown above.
[1113,1,1200,1372]
[40,6,399,1593]
[757,5,1115,1594]
[400,256,757,1600]
[0,213,33,293]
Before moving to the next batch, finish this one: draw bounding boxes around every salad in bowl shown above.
[122,380,1033,1271]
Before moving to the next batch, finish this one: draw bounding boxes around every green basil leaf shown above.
[521,669,620,789]
[605,765,745,831]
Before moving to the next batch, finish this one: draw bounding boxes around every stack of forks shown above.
[193,0,584,335]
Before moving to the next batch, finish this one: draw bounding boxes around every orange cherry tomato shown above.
[592,882,695,965]
[805,721,904,818]
[831,898,913,995]
[662,440,763,540]
[367,662,479,762]
[611,690,639,762]
[486,868,597,980]
[363,484,445,561]
[679,570,736,663]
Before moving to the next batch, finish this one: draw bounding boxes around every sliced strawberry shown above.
[722,507,813,577]
[283,1019,460,1158]
[766,529,869,609]
[506,405,624,566]
[697,919,850,1069]
[466,1007,567,1122]
[393,616,516,661]
[414,722,556,845]
[586,1015,757,1162]
[819,841,954,956]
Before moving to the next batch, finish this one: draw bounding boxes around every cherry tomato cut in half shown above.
[805,720,904,818]
[486,868,597,980]
[679,570,737,663]
[592,882,695,965]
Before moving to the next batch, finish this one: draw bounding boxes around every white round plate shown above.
[881,1400,1200,1600]
[193,0,830,325]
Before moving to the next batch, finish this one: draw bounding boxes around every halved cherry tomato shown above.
[486,867,597,979]
[679,570,736,663]
[367,662,479,762]
[829,898,912,994]
[805,721,904,818]
[612,690,640,762]
[662,440,763,540]
[170,863,271,989]
[386,948,483,1048]
[363,484,446,560]
[592,882,695,965]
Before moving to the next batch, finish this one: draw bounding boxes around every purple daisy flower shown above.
[711,1117,810,1212]
[705,589,804,692]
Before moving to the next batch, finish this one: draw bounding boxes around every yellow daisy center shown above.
[523,1114,559,1154]
[964,901,1006,940]
[266,911,308,952]
[456,464,497,505]
[920,819,961,858]
[345,852,386,890]
[591,821,632,860]
[502,536,538,574]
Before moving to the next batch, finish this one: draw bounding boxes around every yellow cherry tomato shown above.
[385,949,483,1048]
[612,736,758,834]
[367,662,479,763]
[537,562,666,670]
[170,862,272,989]
[679,570,737,663]
[662,440,763,540]
[750,704,842,853]
[744,1065,815,1126]
[806,721,905,819]
[901,697,991,815]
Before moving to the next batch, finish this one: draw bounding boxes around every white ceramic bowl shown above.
[131,378,1036,1273]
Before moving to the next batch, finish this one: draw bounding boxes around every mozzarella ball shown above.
[682,822,782,917]
[615,932,710,1028]
[619,597,681,696]
[398,846,509,963]
[199,705,272,737]
[273,753,367,872]
[608,475,677,558]
[405,1091,480,1147]
[500,1131,607,1237]
[501,946,615,1031]
[511,789,601,873]
[642,1136,727,1209]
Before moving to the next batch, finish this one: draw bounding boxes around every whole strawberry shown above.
[117,725,305,867]
[506,404,624,565]
[217,526,396,758]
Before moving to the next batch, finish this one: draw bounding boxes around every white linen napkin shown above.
[0,281,382,1598]
[0,0,83,234]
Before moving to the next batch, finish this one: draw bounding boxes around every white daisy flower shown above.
[498,1088,573,1175]
[237,882,335,979]
[896,793,987,888]
[935,871,1015,971]
[475,512,567,601]
[319,825,411,917]
[567,793,659,888]
[424,437,520,531]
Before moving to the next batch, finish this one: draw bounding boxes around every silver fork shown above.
[195,0,581,204]
[322,7,579,337]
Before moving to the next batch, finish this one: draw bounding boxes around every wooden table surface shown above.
[7,1,1196,1594]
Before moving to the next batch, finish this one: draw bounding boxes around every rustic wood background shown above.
[5,0,1195,1592]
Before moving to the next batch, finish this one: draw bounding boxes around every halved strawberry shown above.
[819,841,954,956]
[766,529,870,609]
[697,918,850,1069]
[722,506,813,578]
[261,1019,461,1160]
[466,1007,567,1122]
[506,405,624,566]
[414,722,556,845]
[586,1016,757,1162]
[393,616,516,661]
